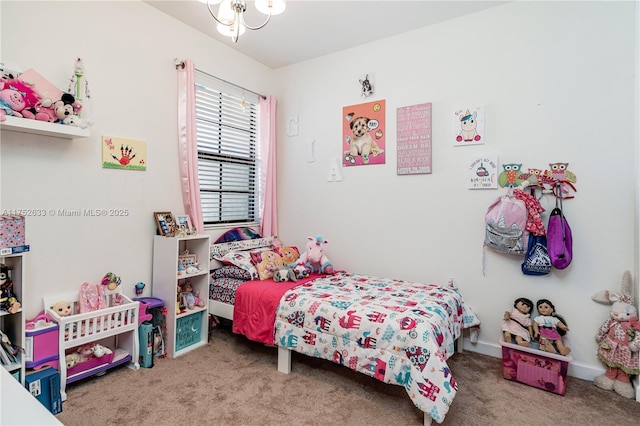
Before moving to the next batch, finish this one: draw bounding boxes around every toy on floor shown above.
[293,235,334,274]
[502,297,534,347]
[591,270,640,399]
[532,299,570,355]
[0,264,21,314]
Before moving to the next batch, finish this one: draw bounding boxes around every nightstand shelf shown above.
[152,234,210,358]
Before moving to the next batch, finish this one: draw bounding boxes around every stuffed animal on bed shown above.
[293,264,310,280]
[292,235,334,274]
[591,271,640,399]
[273,268,297,283]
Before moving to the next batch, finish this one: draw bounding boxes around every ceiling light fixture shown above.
[203,0,286,43]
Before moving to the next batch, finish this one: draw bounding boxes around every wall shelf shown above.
[0,116,90,139]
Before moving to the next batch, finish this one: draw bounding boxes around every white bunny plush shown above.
[591,270,640,399]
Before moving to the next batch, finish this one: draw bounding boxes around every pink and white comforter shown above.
[274,272,480,423]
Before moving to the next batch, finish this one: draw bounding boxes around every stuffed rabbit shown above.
[591,270,640,399]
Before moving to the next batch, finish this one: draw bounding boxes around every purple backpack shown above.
[547,205,573,269]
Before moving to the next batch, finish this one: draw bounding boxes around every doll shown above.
[180,281,204,310]
[502,297,534,347]
[591,271,640,399]
[51,300,74,336]
[0,264,21,314]
[533,299,571,355]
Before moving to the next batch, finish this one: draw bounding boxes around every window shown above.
[195,71,261,226]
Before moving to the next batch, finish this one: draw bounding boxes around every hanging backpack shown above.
[484,192,529,256]
[521,234,552,275]
[547,195,573,269]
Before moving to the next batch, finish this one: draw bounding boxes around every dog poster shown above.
[343,99,386,166]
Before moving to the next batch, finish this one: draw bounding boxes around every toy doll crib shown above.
[43,288,140,401]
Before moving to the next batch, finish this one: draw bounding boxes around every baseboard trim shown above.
[462,338,605,381]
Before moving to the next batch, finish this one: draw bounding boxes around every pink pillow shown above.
[275,246,300,265]
[249,249,284,280]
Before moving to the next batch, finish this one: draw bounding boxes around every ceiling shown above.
[145,1,509,69]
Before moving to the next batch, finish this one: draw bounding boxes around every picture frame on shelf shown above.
[154,211,175,236]
[175,215,193,235]
[178,254,198,270]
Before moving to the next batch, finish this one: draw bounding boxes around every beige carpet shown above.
[55,324,640,425]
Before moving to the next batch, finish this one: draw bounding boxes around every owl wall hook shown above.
[359,74,373,98]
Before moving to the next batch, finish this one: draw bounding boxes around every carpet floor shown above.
[55,324,640,425]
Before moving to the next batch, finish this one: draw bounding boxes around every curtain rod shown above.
[174,58,266,100]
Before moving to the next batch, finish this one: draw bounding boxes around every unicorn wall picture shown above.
[453,105,485,146]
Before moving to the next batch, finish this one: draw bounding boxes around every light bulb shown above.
[255,0,286,16]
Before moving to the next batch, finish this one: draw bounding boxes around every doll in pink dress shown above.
[502,297,534,346]
[533,299,570,355]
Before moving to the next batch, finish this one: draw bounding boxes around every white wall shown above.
[0,1,276,314]
[274,1,637,379]
[1,1,637,381]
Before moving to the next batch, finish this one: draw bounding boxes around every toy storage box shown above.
[500,336,572,395]
[0,215,25,248]
[25,323,59,370]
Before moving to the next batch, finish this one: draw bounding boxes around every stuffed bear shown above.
[292,235,334,274]
[591,270,640,399]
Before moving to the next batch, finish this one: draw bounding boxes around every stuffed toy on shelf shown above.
[591,271,640,399]
[0,264,21,314]
[180,281,204,310]
[0,80,43,122]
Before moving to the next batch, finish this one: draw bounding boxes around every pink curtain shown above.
[260,95,278,237]
[177,59,204,234]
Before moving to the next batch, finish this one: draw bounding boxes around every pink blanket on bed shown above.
[232,274,320,345]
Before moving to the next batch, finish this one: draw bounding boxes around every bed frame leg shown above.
[277,346,291,374]
[423,412,432,426]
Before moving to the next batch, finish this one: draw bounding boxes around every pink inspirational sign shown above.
[396,103,432,175]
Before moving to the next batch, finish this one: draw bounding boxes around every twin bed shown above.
[207,229,480,425]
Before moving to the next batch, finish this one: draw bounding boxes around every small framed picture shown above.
[154,211,176,236]
[175,215,193,234]
[178,254,198,269]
